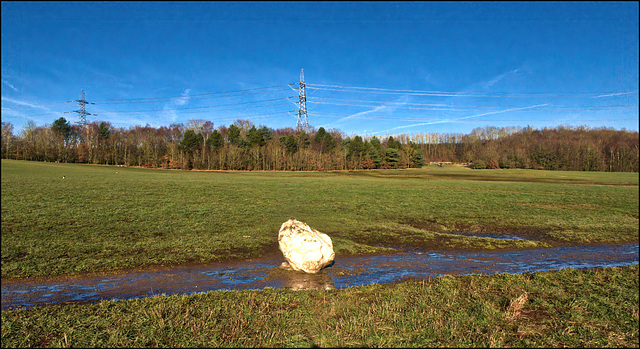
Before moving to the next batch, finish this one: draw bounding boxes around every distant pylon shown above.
[296,69,309,133]
[65,89,96,128]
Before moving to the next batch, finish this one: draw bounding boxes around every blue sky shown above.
[2,1,638,137]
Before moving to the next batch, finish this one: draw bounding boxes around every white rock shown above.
[278,218,335,274]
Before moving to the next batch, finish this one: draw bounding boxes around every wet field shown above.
[2,243,638,311]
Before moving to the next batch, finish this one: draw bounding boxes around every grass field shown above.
[1,159,638,279]
[1,159,638,347]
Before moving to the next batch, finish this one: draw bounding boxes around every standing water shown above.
[2,243,638,311]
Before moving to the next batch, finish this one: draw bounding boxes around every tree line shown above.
[1,119,638,172]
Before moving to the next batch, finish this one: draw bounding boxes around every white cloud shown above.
[158,88,191,123]
[175,88,191,106]
[163,107,178,123]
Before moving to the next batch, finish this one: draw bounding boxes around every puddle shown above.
[2,243,638,311]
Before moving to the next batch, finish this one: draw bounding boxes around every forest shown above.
[1,118,638,172]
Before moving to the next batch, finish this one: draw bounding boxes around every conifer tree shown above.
[227,124,243,147]
[179,129,203,153]
[51,117,72,140]
[385,148,401,168]
[206,129,224,151]
[285,135,298,153]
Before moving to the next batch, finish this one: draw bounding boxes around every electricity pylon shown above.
[296,69,309,133]
[66,89,96,128]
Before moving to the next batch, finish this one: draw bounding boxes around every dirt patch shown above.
[403,219,562,246]
[424,172,638,186]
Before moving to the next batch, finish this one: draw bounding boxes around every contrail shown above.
[324,95,410,128]
[592,91,637,98]
[370,103,548,135]
[336,105,386,122]
[2,79,18,92]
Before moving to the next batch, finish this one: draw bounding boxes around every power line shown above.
[104,104,292,116]
[102,97,293,114]
[307,96,639,109]
[203,111,293,122]
[310,111,638,123]
[5,102,294,121]
[4,73,637,133]
[306,83,639,97]
[100,111,293,127]
[93,84,296,103]
[95,87,295,105]
[307,99,638,112]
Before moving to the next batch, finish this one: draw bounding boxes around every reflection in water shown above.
[2,243,638,310]
[276,260,335,290]
[281,270,335,291]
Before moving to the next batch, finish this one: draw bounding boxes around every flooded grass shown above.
[2,265,637,347]
[3,243,637,311]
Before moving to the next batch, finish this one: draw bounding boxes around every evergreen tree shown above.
[98,122,110,139]
[179,129,203,153]
[206,129,224,151]
[260,126,272,142]
[51,117,72,140]
[314,127,327,144]
[247,125,265,147]
[297,131,311,148]
[227,124,243,147]
[407,142,425,167]
[341,138,351,159]
[368,148,381,168]
[370,136,382,150]
[410,148,426,167]
[347,135,365,159]
[368,136,382,168]
[385,148,401,168]
[387,136,401,149]
[324,132,337,151]
[285,135,298,153]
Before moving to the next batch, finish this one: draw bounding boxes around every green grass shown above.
[2,159,638,279]
[2,265,637,347]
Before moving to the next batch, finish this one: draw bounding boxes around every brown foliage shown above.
[1,122,637,172]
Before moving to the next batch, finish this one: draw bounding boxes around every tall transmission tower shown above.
[296,69,309,133]
[66,89,96,128]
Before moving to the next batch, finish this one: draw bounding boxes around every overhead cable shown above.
[103,97,294,113]
[306,83,638,97]
[307,96,639,109]
[95,87,295,104]
[307,100,638,111]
